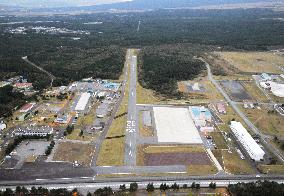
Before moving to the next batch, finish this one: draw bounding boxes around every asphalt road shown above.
[91,50,130,166]
[1,174,284,192]
[125,50,138,166]
[202,59,284,164]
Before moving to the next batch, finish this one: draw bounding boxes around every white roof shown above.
[269,81,284,97]
[192,83,200,91]
[0,123,6,131]
[230,121,265,161]
[153,107,203,144]
[75,93,91,111]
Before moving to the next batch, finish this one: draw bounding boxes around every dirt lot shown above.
[53,141,94,167]
[145,152,211,166]
[178,76,224,101]
[138,145,211,167]
[217,52,284,73]
[220,80,253,101]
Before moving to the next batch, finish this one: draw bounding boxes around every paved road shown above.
[91,50,130,166]
[22,56,56,88]
[202,59,284,164]
[125,50,138,166]
[1,174,284,192]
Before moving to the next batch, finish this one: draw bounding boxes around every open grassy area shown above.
[209,132,228,150]
[97,137,125,166]
[242,108,284,137]
[258,164,284,174]
[76,113,95,127]
[217,52,284,73]
[53,141,94,166]
[222,150,255,174]
[137,81,160,104]
[187,165,218,176]
[66,129,95,141]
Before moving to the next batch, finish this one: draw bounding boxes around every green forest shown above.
[0,8,284,114]
[0,85,26,117]
[139,44,206,96]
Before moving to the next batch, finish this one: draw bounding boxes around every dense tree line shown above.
[0,85,26,117]
[139,45,205,96]
[0,186,80,196]
[228,181,284,196]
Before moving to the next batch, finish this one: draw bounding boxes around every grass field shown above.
[137,81,160,104]
[209,132,228,150]
[187,165,218,176]
[242,108,284,137]
[66,129,95,141]
[217,52,284,73]
[222,150,255,174]
[53,141,94,166]
[258,164,284,174]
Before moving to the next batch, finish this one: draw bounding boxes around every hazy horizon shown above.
[0,0,133,8]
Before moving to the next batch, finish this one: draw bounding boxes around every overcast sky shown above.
[0,0,133,7]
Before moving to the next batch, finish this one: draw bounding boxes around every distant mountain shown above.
[91,0,274,10]
[0,0,278,14]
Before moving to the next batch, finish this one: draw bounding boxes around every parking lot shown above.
[15,140,49,158]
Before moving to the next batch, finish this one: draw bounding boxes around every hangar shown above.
[75,92,91,111]
[153,107,203,144]
[230,121,265,161]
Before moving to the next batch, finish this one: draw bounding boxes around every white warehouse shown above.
[75,92,91,111]
[230,121,265,161]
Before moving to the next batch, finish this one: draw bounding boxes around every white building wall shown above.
[75,92,91,111]
[230,121,265,161]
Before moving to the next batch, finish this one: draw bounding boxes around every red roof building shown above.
[14,82,33,89]
[20,103,35,113]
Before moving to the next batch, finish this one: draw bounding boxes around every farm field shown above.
[217,52,284,73]
[53,141,95,167]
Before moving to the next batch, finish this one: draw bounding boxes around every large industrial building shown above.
[230,121,265,161]
[75,92,91,111]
